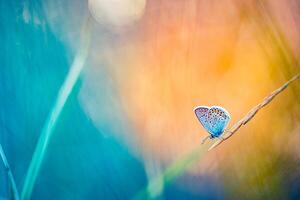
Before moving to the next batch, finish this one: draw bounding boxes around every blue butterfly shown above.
[194,106,231,143]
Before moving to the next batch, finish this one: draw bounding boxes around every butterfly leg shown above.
[201,135,210,144]
[217,130,232,141]
[218,136,225,141]
[224,129,233,137]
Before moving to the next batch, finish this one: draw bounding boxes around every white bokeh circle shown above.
[88,0,146,28]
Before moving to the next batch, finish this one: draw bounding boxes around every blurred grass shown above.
[0,143,20,200]
[20,17,92,200]
[134,139,215,199]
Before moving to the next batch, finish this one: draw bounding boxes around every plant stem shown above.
[20,17,92,200]
[209,72,300,151]
[0,143,20,200]
[133,72,300,200]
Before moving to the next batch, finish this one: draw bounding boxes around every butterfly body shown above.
[194,106,230,138]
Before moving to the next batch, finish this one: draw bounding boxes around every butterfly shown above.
[194,106,231,143]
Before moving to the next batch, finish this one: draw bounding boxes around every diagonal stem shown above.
[133,72,300,200]
[20,17,92,200]
[0,143,20,200]
[208,72,300,151]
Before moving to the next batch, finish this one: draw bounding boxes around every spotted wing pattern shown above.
[194,106,230,137]
[194,106,210,133]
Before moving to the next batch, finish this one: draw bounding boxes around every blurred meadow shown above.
[1,0,300,199]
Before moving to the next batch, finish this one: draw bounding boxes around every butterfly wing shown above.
[206,106,230,137]
[194,106,210,133]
